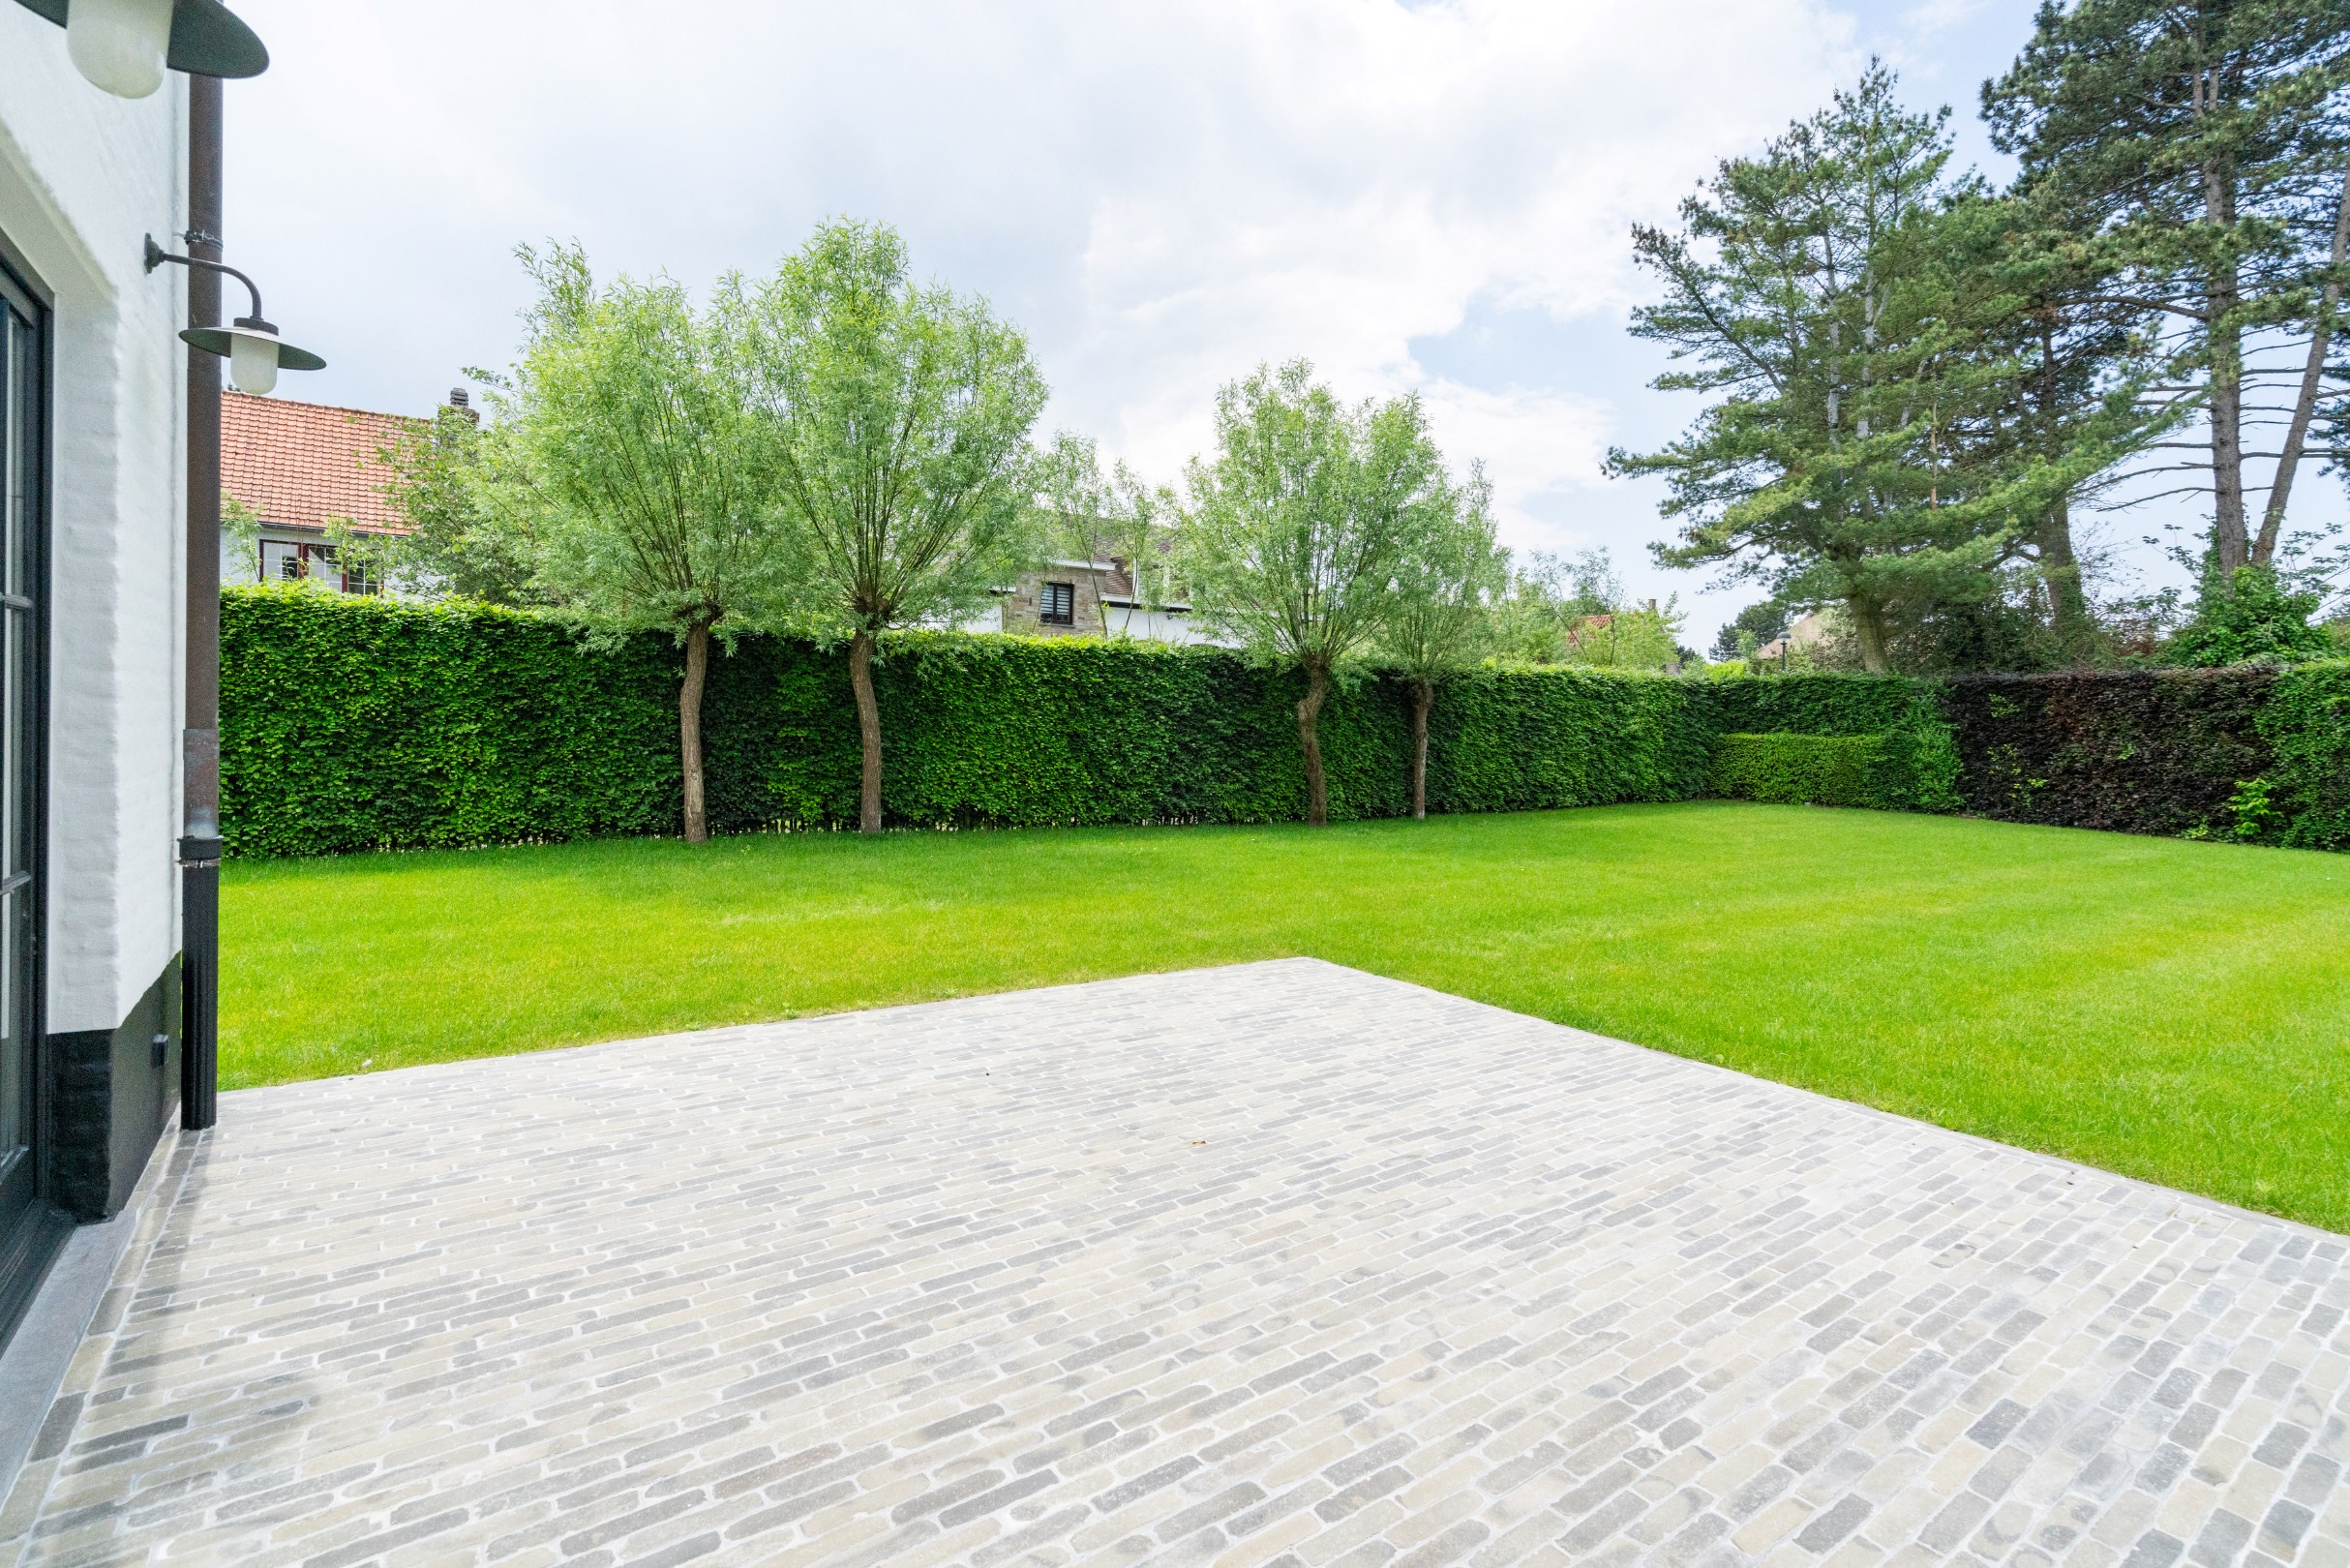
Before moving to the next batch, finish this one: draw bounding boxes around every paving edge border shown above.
[230,954,2348,1249]
[1325,956,2350,1249]
[0,1131,199,1563]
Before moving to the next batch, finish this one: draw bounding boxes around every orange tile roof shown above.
[222,390,423,534]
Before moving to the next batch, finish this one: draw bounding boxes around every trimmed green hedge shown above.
[222,587,1712,857]
[2256,662,2350,850]
[221,589,683,854]
[1708,734,1885,807]
[220,588,2350,856]
[1699,675,1962,814]
[1700,671,1933,736]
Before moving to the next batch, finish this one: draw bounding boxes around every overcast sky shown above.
[220,0,2151,646]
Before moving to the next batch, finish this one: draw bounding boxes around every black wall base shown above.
[49,955,182,1222]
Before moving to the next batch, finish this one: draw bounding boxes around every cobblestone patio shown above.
[3,958,2345,1567]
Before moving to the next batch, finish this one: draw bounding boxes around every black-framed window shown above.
[1039,582,1074,626]
[0,248,55,1346]
[258,538,377,592]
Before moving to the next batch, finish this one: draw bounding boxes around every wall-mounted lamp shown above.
[143,234,322,395]
[11,0,266,99]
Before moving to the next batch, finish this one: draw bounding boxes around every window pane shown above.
[3,311,19,601]
[8,306,29,601]
[0,890,16,1153]
[0,283,34,1202]
[3,609,17,882]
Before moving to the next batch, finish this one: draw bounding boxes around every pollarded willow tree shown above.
[746,220,1048,832]
[1377,462,1504,819]
[1181,360,1447,825]
[499,242,788,845]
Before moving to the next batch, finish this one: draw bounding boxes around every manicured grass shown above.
[224,802,2350,1232]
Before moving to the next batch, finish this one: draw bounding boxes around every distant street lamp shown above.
[10,0,266,98]
[143,235,323,395]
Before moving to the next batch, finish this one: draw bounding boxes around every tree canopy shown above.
[744,219,1047,831]
[1181,361,1450,824]
[493,242,793,842]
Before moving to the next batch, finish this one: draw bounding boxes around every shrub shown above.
[2167,565,2331,668]
[2258,660,2350,849]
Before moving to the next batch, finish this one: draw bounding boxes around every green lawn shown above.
[225,802,2350,1232]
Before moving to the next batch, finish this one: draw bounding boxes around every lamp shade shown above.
[14,0,268,88]
[180,318,325,397]
[226,330,276,396]
[64,0,172,98]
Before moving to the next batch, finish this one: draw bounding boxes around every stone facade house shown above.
[995,556,1220,645]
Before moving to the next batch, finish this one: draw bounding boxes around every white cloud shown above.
[1418,379,1614,544]
[222,0,1885,629]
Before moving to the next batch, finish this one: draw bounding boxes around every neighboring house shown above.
[997,555,1220,645]
[222,388,427,591]
[1753,607,1836,663]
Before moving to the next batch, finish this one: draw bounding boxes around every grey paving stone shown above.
[0,958,2343,1566]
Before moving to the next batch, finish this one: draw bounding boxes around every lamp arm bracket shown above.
[143,234,264,325]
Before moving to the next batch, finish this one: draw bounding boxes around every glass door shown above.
[0,258,46,1326]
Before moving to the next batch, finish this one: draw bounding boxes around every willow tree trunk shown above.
[1409,678,1432,820]
[1297,663,1331,827]
[680,618,712,845]
[849,630,884,833]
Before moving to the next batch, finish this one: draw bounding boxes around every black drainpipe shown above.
[179,75,224,1131]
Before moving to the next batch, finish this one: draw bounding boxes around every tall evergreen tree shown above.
[1613,68,2031,672]
[1984,0,2350,572]
[1907,191,2180,664]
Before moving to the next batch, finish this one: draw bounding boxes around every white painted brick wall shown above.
[0,10,187,1034]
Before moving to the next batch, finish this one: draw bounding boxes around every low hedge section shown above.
[1708,734,1884,807]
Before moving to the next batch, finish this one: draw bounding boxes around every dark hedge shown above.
[221,588,2350,857]
[1940,669,2278,838]
[221,587,1712,857]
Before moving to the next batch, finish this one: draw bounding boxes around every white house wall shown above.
[0,12,186,1035]
[1103,605,1221,646]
